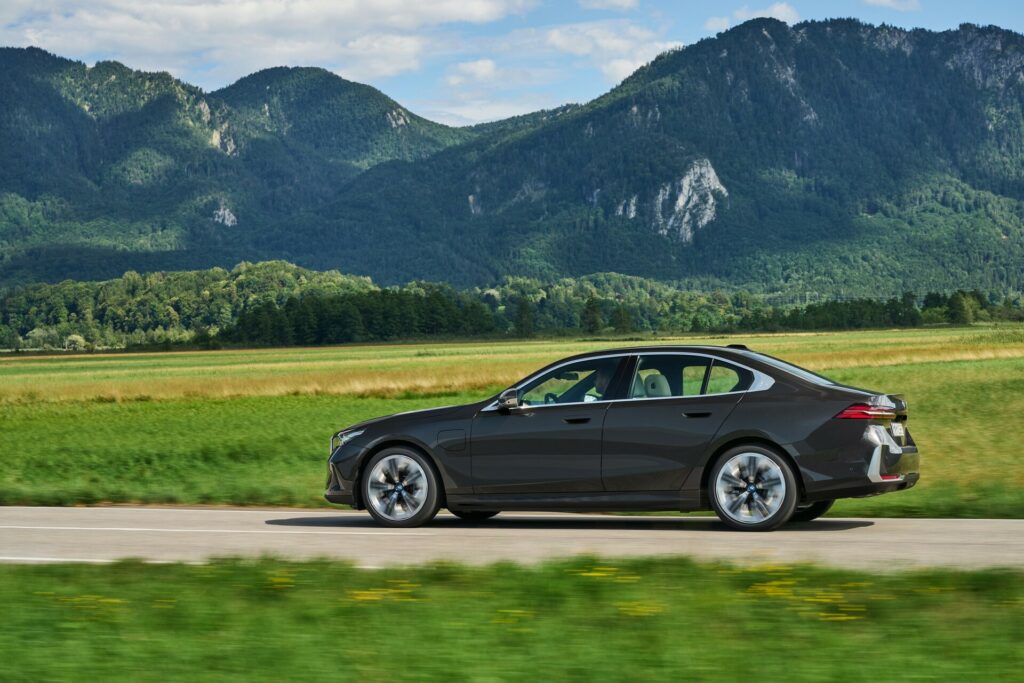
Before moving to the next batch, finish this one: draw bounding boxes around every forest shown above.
[1,261,1020,350]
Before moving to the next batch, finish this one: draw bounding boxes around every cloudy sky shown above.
[2,1,1021,125]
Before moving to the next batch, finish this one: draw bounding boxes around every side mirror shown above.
[497,388,520,412]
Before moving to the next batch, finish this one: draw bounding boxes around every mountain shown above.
[2,19,1024,295]
[0,48,473,282]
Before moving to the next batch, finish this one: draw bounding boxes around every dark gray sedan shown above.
[326,345,919,530]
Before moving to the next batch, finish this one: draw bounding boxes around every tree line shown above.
[1,261,1021,350]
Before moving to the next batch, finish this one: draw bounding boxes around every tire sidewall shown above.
[362,447,440,528]
[709,445,799,531]
[789,499,835,523]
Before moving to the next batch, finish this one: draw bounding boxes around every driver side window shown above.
[519,357,622,406]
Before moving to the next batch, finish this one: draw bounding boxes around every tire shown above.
[449,510,499,522]
[709,445,799,531]
[789,500,834,523]
[361,447,441,528]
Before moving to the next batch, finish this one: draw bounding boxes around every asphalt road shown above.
[1,506,1022,570]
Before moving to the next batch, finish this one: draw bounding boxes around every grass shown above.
[0,556,1021,681]
[1,324,1023,515]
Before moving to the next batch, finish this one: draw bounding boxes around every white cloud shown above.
[445,58,499,86]
[703,2,800,33]
[419,93,556,125]
[733,3,801,24]
[542,21,681,82]
[862,0,921,11]
[704,16,731,32]
[0,0,537,88]
[578,0,639,9]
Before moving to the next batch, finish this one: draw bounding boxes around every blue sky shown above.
[1,1,1022,124]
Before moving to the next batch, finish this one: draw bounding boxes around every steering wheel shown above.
[544,392,558,404]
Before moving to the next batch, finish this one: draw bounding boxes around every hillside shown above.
[1,19,1024,295]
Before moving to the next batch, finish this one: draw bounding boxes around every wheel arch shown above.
[699,436,806,504]
[353,439,447,509]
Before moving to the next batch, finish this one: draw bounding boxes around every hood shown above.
[343,403,468,433]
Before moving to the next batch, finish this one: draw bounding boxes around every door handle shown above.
[683,411,711,418]
[563,417,591,424]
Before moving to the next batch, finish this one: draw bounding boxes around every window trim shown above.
[481,351,774,412]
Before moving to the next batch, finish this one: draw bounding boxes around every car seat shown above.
[643,373,671,398]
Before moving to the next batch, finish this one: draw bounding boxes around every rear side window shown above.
[705,361,754,394]
[630,354,753,399]
[630,354,710,398]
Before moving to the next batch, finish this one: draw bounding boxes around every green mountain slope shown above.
[2,19,1024,295]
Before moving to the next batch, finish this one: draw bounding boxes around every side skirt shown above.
[447,490,703,513]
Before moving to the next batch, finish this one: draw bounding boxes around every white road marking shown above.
[0,525,431,536]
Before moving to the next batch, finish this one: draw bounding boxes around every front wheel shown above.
[709,446,798,531]
[789,500,834,523]
[362,448,440,528]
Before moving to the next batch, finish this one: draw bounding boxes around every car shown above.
[325,345,919,531]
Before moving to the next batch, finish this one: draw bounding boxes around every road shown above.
[1,506,1022,569]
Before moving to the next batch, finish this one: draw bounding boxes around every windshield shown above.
[738,351,836,386]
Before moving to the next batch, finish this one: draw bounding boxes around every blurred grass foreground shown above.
[0,556,1021,681]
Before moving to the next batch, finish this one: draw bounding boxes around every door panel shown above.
[470,403,609,493]
[602,395,740,490]
[602,353,747,492]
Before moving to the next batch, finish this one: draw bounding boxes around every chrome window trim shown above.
[481,350,774,411]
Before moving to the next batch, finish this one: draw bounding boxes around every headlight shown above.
[330,429,365,453]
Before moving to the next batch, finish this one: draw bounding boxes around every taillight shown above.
[835,403,897,420]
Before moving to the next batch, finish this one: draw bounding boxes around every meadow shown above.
[0,556,1020,681]
[1,325,1023,516]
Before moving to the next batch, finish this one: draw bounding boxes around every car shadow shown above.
[265,515,874,532]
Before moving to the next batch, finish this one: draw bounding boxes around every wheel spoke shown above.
[387,458,401,485]
[404,469,423,485]
[751,495,771,518]
[721,472,745,489]
[727,492,749,514]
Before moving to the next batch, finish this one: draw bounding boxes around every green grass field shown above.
[1,325,1023,516]
[0,557,1020,681]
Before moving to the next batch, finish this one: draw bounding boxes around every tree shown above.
[64,334,86,351]
[947,292,973,324]
[611,304,633,334]
[513,299,534,338]
[581,296,603,333]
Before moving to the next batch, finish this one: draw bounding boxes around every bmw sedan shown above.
[325,346,919,530]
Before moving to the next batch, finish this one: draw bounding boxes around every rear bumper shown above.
[803,424,920,502]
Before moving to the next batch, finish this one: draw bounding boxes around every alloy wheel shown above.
[714,452,787,525]
[366,454,428,522]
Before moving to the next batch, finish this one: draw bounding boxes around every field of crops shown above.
[2,325,1023,516]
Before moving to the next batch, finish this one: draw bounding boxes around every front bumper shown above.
[324,445,364,507]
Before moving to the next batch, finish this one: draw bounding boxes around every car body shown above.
[326,345,919,530]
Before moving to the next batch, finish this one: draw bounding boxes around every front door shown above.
[470,356,626,494]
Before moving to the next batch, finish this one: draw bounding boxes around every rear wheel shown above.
[709,446,798,531]
[789,500,834,523]
[449,510,499,522]
[362,448,440,528]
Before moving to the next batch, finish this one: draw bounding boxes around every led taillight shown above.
[835,403,897,420]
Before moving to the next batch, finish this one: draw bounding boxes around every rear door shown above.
[601,354,750,491]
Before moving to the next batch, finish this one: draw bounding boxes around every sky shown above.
[1,1,1022,125]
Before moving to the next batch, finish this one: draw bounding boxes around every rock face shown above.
[651,159,728,243]
[213,203,238,227]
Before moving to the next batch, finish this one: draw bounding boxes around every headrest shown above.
[644,373,671,398]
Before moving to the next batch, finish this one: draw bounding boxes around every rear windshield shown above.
[738,351,836,386]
